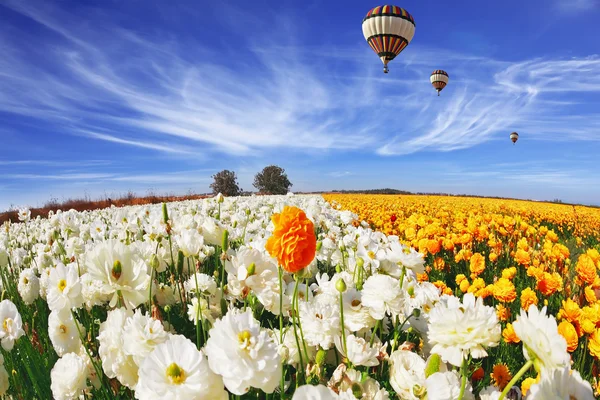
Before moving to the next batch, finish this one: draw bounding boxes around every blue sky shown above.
[1,0,599,211]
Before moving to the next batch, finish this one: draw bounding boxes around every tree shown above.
[253,165,292,195]
[210,170,242,196]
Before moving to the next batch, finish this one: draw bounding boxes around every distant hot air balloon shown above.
[430,70,449,96]
[362,5,416,73]
[510,132,519,144]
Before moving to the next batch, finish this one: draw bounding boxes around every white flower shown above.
[342,288,377,332]
[97,308,138,388]
[425,371,474,400]
[362,274,404,320]
[187,297,215,326]
[299,301,340,350]
[18,268,40,305]
[274,326,317,367]
[335,334,379,367]
[80,273,111,309]
[388,350,426,400]
[427,293,501,367]
[47,263,83,314]
[48,311,84,357]
[50,352,89,400]
[184,273,216,296]
[175,229,204,258]
[526,366,594,400]
[205,308,281,395]
[18,208,31,222]
[478,385,501,400]
[0,300,24,351]
[86,240,150,310]
[0,363,8,396]
[386,239,426,275]
[512,305,569,371]
[122,309,169,366]
[135,335,228,400]
[155,283,178,306]
[292,384,338,399]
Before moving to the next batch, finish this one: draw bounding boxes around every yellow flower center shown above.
[3,318,12,331]
[58,279,67,292]
[59,324,67,334]
[238,330,252,344]
[23,277,29,285]
[165,362,186,385]
[351,299,361,307]
[367,251,376,259]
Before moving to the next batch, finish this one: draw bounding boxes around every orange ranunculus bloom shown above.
[537,272,562,296]
[471,367,484,381]
[514,249,530,266]
[433,257,446,271]
[491,363,512,390]
[501,267,517,280]
[589,329,600,360]
[520,287,538,311]
[585,286,598,304]
[576,254,597,286]
[469,253,486,277]
[559,298,581,323]
[558,320,578,352]
[493,278,516,303]
[503,323,520,344]
[459,279,470,293]
[265,206,316,273]
[496,304,511,322]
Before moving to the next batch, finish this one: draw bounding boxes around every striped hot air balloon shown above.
[430,70,449,96]
[510,132,519,144]
[362,5,416,73]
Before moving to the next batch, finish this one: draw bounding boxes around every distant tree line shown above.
[210,165,292,196]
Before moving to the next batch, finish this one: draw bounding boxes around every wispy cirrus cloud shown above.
[0,0,599,161]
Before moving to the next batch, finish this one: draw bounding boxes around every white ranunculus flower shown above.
[48,310,84,357]
[47,263,83,314]
[388,350,426,400]
[478,385,501,400]
[335,334,379,367]
[175,229,204,258]
[361,274,404,320]
[97,308,138,388]
[274,326,317,367]
[86,240,150,310]
[50,352,89,400]
[386,239,426,275]
[135,335,228,400]
[18,268,40,305]
[425,371,474,400]
[526,366,594,400]
[342,288,376,332]
[299,301,340,350]
[205,309,281,395]
[292,384,338,399]
[427,293,501,367]
[184,273,216,296]
[122,309,169,366]
[512,305,570,372]
[0,299,25,351]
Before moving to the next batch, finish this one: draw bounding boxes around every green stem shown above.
[498,359,534,400]
[339,290,348,359]
[370,320,381,346]
[399,266,406,289]
[457,359,468,400]
[291,279,305,383]
[278,266,285,399]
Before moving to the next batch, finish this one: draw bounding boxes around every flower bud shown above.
[315,348,327,366]
[176,250,184,275]
[216,193,224,203]
[356,257,365,268]
[150,254,160,270]
[335,278,347,293]
[335,264,342,273]
[245,209,251,216]
[233,220,238,229]
[316,241,322,251]
[221,230,229,252]
[407,286,415,296]
[247,262,256,276]
[162,203,169,224]
[412,308,421,318]
[425,354,442,378]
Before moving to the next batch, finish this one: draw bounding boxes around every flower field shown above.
[0,194,598,399]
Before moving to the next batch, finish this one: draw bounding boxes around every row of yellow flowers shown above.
[323,193,600,395]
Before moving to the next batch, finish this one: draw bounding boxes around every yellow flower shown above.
[502,323,520,344]
[520,287,538,311]
[515,249,530,266]
[521,377,538,396]
[501,267,517,280]
[492,278,516,303]
[558,298,581,323]
[496,304,511,322]
[585,286,597,304]
[469,253,486,277]
[576,254,597,286]
[459,279,470,293]
[589,329,600,360]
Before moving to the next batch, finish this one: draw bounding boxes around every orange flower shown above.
[515,249,530,266]
[469,253,486,277]
[455,274,467,285]
[576,254,597,286]
[589,329,600,360]
[537,272,562,296]
[490,363,512,390]
[433,257,446,271]
[520,287,538,311]
[489,252,498,263]
[459,279,470,293]
[426,239,441,255]
[559,298,581,323]
[503,323,520,344]
[471,367,484,381]
[492,278,516,303]
[501,267,517,280]
[585,286,598,304]
[558,320,578,352]
[496,304,511,322]
[265,206,316,273]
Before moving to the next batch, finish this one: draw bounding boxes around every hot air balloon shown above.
[430,70,449,96]
[510,132,519,144]
[362,5,416,73]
